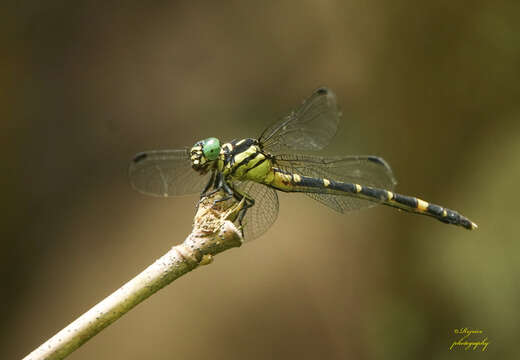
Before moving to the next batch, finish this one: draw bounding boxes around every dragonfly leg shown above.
[236,198,254,223]
[236,197,254,238]
[215,181,255,237]
[200,171,216,197]
[196,171,218,210]
[214,178,235,201]
[200,172,235,206]
[231,190,255,233]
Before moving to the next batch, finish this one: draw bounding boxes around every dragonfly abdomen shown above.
[268,168,477,230]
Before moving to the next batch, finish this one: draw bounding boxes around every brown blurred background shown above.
[3,1,519,359]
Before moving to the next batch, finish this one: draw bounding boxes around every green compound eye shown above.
[202,137,221,161]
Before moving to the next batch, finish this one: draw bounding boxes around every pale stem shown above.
[23,193,244,360]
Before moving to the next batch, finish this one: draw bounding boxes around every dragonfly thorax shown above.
[190,137,221,173]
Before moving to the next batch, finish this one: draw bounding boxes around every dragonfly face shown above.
[190,137,221,174]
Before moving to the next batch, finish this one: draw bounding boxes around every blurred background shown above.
[3,1,519,359]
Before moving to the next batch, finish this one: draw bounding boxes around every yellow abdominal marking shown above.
[323,178,330,187]
[293,174,302,183]
[442,209,447,217]
[417,199,429,211]
[269,170,293,190]
[355,184,362,193]
[235,139,246,146]
[386,191,394,200]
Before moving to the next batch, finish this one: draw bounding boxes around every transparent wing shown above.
[275,154,397,213]
[129,149,211,197]
[233,180,279,241]
[259,87,340,153]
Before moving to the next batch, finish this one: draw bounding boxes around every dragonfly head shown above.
[190,137,221,173]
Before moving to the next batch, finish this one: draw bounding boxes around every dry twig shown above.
[24,192,244,360]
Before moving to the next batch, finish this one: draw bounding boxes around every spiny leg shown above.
[212,173,235,204]
[196,171,217,210]
[197,171,256,236]
[199,172,231,200]
[236,193,255,225]
[223,185,255,237]
[198,172,236,210]
[200,170,216,197]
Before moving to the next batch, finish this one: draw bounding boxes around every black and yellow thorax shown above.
[218,138,274,183]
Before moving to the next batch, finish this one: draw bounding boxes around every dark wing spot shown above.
[366,156,386,166]
[315,87,329,95]
[133,153,148,163]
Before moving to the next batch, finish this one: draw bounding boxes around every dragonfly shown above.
[129,87,477,240]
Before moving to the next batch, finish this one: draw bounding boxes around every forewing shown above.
[129,149,210,197]
[233,180,279,241]
[275,154,397,213]
[259,87,340,153]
